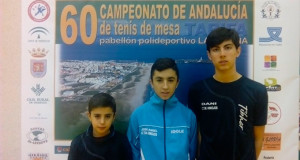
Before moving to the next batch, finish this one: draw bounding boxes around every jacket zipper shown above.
[163,100,167,160]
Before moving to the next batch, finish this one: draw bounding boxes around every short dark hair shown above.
[150,58,179,81]
[88,93,116,113]
[206,27,240,51]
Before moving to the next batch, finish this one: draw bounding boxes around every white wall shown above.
[0,0,21,159]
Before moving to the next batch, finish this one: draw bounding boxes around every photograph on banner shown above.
[55,0,253,140]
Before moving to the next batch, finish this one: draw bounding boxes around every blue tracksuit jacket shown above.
[127,94,197,160]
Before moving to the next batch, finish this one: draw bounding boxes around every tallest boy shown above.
[188,27,268,160]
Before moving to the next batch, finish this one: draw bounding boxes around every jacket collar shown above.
[150,93,178,107]
[86,124,115,142]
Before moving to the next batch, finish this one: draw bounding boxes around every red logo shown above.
[28,0,50,22]
[267,102,281,125]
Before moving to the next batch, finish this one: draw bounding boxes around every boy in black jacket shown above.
[68,93,132,160]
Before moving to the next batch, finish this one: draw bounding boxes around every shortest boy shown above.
[68,93,132,160]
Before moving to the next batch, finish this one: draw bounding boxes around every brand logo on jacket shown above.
[141,128,158,136]
[238,104,248,131]
[201,102,218,110]
[171,129,184,134]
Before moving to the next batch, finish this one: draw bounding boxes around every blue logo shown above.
[259,27,282,42]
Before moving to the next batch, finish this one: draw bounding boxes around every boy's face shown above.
[88,107,115,137]
[207,40,241,72]
[150,68,179,100]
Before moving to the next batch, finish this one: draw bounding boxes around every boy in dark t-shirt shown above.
[188,27,268,160]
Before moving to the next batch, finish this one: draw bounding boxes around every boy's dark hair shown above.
[88,93,116,113]
[150,58,179,81]
[206,27,240,51]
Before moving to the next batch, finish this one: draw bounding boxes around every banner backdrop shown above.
[21,0,299,159]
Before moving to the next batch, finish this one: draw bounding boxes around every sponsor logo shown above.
[171,129,184,134]
[261,1,281,19]
[29,48,48,78]
[28,0,50,22]
[27,84,49,104]
[28,27,50,43]
[264,78,281,91]
[267,102,281,125]
[30,59,47,78]
[263,156,275,159]
[28,153,49,160]
[141,128,158,136]
[262,133,281,151]
[238,104,248,131]
[55,146,70,154]
[29,48,48,58]
[264,55,277,69]
[29,112,48,120]
[201,102,218,110]
[31,84,45,96]
[26,127,48,144]
[259,27,282,43]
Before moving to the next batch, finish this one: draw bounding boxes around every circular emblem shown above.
[28,0,50,22]
[27,127,48,144]
[261,1,281,19]
[267,102,281,125]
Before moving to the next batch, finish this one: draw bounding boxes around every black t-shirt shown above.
[188,76,268,160]
[68,125,132,160]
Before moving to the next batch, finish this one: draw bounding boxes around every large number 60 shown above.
[60,5,97,45]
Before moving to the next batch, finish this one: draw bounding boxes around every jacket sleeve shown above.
[127,112,141,160]
[189,112,198,160]
[121,133,133,160]
[68,137,79,160]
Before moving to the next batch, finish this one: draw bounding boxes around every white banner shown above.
[254,0,299,159]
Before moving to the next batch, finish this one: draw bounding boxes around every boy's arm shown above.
[68,139,79,160]
[254,125,265,159]
[189,114,198,160]
[196,127,201,159]
[127,114,141,160]
[253,85,268,159]
[121,134,133,160]
[188,85,201,160]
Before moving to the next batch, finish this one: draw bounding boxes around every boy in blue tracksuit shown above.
[127,58,197,160]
